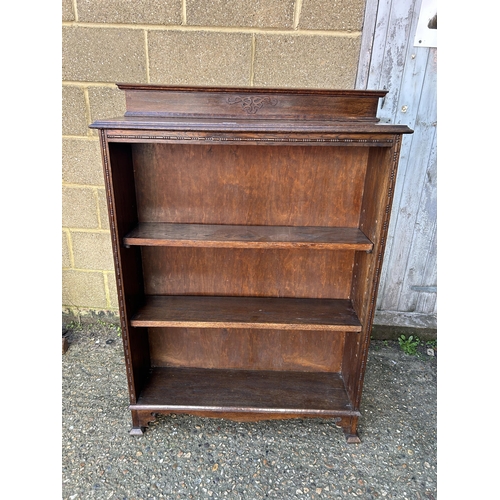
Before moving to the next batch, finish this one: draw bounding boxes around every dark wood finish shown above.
[118,84,386,122]
[148,328,345,372]
[134,367,354,411]
[91,84,412,442]
[104,126,402,143]
[124,223,373,251]
[132,143,368,227]
[101,141,151,404]
[131,295,362,332]
[344,145,403,409]
[129,409,360,431]
[141,247,355,299]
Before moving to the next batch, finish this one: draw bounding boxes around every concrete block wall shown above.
[62,0,367,321]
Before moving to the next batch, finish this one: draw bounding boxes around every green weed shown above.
[398,334,421,355]
[65,320,82,331]
[426,339,437,349]
[96,319,122,337]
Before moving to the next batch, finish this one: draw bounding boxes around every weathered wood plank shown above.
[365,0,426,308]
[364,0,394,91]
[414,128,437,315]
[379,46,437,312]
[358,0,437,324]
[355,0,379,89]
[367,0,418,116]
[399,124,437,313]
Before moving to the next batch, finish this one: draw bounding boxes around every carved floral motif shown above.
[227,95,278,114]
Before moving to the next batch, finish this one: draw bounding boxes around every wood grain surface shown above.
[131,295,362,331]
[134,367,354,412]
[141,247,355,299]
[132,143,369,227]
[148,327,346,372]
[124,222,373,251]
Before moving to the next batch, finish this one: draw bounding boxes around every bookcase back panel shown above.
[141,247,355,299]
[132,144,369,227]
[149,327,345,373]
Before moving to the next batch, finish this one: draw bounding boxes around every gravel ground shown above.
[62,323,437,500]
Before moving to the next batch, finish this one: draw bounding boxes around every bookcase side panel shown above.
[104,139,151,402]
[343,140,403,408]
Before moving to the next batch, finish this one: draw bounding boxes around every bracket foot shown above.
[344,432,361,444]
[130,409,157,435]
[129,427,145,436]
[333,415,361,443]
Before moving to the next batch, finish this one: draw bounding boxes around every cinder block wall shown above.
[62,0,367,322]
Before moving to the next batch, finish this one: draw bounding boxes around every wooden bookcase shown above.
[91,84,412,442]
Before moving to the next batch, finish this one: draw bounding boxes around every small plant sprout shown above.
[398,334,421,355]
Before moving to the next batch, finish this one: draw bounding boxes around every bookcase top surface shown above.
[116,83,388,96]
[90,84,413,134]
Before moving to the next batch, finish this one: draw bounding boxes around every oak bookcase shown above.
[91,84,412,442]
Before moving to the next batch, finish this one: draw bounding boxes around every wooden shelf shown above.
[130,295,362,332]
[132,367,359,416]
[124,223,373,251]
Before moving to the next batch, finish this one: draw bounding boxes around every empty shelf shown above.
[132,367,359,415]
[131,295,362,332]
[124,223,373,251]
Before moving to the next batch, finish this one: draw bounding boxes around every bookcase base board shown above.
[130,408,361,443]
